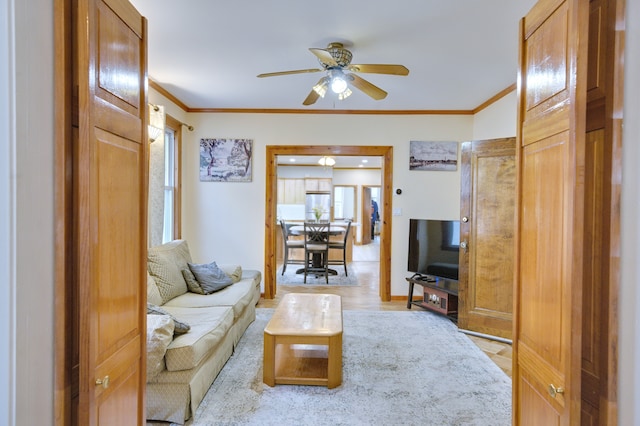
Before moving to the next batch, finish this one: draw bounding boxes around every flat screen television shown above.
[407,219,460,281]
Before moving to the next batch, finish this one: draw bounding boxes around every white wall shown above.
[8,0,55,424]
[472,91,518,140]
[0,0,13,423]
[619,0,640,422]
[175,111,472,295]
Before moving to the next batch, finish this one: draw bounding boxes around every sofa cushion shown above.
[164,277,256,321]
[161,306,234,372]
[187,261,233,294]
[147,273,163,306]
[148,240,192,304]
[146,314,174,381]
[147,303,191,335]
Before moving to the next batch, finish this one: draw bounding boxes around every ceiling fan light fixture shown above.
[312,78,329,98]
[338,87,352,100]
[330,75,348,94]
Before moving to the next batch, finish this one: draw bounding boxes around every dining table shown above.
[288,223,347,275]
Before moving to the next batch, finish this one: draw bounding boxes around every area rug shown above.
[188,309,511,425]
[276,264,358,286]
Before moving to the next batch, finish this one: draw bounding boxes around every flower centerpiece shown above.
[312,206,325,221]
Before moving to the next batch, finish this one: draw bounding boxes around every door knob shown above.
[462,216,469,223]
[548,384,564,398]
[460,241,468,252]
[95,375,110,389]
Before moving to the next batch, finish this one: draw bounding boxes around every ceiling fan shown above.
[257,42,409,106]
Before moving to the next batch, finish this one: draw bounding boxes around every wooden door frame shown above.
[264,145,393,300]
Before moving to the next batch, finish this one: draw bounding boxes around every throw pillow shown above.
[146,314,174,382]
[147,303,190,335]
[147,273,163,306]
[220,265,243,283]
[147,240,192,304]
[187,261,234,294]
[182,268,205,294]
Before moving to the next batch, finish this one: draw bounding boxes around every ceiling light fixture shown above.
[312,77,329,98]
[337,87,352,100]
[318,156,336,167]
[311,70,352,101]
[330,75,348,94]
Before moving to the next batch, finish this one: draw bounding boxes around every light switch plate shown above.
[393,208,402,216]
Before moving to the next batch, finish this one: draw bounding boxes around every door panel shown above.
[362,188,372,245]
[458,138,515,339]
[514,0,587,423]
[77,0,147,424]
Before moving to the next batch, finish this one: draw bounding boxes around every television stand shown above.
[405,276,459,321]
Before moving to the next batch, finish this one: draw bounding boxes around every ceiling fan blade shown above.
[347,64,410,76]
[348,74,388,100]
[257,68,323,78]
[309,48,338,67]
[302,89,320,106]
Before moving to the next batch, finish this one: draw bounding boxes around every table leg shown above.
[263,332,275,386]
[327,333,342,389]
[407,281,415,309]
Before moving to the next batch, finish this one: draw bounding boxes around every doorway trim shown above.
[264,145,393,300]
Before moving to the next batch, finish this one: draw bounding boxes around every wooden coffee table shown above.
[263,293,343,389]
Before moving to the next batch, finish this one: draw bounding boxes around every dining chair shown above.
[303,221,330,283]
[329,220,352,276]
[280,220,304,275]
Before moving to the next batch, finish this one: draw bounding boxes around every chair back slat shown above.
[303,222,330,245]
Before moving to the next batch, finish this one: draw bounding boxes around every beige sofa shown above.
[145,240,261,424]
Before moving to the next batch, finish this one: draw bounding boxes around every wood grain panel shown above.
[96,128,142,357]
[581,129,604,396]
[519,133,567,367]
[97,2,141,110]
[587,0,606,100]
[520,371,562,425]
[525,3,569,110]
[470,153,515,312]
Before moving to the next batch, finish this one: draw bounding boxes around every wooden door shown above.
[362,187,372,245]
[581,0,624,423]
[76,0,148,424]
[458,138,515,340]
[514,0,588,424]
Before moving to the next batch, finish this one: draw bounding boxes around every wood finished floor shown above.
[261,238,513,378]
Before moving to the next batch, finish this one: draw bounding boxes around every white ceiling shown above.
[129,0,536,112]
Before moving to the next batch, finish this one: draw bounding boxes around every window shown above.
[162,115,182,242]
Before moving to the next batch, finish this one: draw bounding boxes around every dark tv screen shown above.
[407,219,460,280]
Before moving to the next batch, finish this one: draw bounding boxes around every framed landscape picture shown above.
[199,138,253,182]
[409,141,458,171]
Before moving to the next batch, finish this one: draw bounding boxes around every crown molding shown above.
[188,107,475,115]
[148,79,190,111]
[149,78,516,116]
[472,83,517,114]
